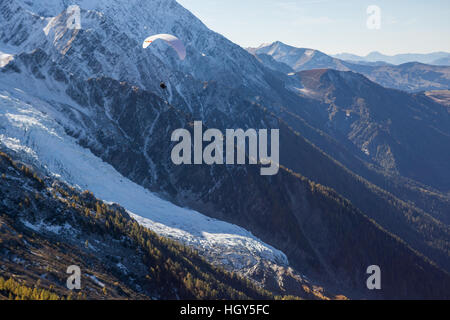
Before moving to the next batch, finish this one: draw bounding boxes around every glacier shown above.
[0,84,288,271]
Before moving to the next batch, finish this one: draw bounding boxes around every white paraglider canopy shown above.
[142,34,186,60]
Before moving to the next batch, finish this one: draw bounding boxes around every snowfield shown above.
[0,86,289,271]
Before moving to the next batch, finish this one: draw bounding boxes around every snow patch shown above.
[0,51,14,68]
[88,274,105,288]
[22,219,75,235]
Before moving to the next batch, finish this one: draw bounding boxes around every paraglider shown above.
[142,34,186,60]
[142,34,185,92]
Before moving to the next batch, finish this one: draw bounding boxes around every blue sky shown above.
[177,0,450,56]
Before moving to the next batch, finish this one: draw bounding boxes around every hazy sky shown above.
[177,0,450,56]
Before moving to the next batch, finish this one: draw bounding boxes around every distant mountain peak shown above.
[334,50,450,66]
[247,41,349,72]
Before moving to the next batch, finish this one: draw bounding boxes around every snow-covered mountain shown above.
[1,0,450,299]
[1,0,280,117]
[0,0,295,289]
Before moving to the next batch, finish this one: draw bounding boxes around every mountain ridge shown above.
[333,50,450,66]
[248,41,450,92]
